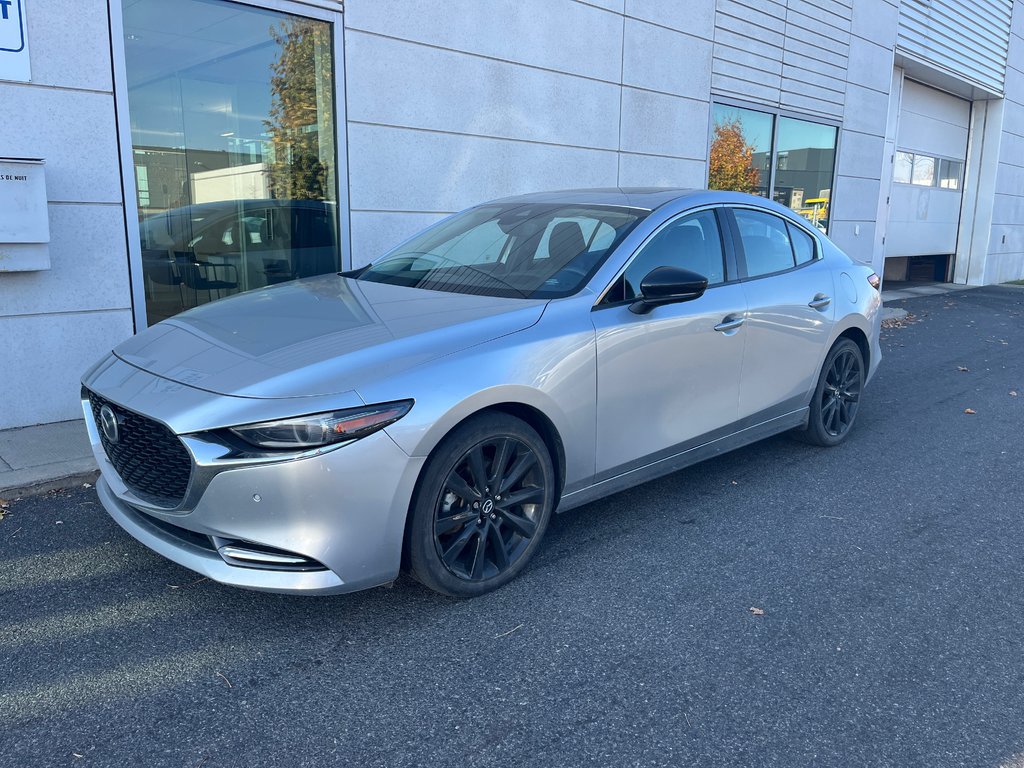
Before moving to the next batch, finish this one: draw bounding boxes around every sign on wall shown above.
[0,158,49,272]
[0,0,31,83]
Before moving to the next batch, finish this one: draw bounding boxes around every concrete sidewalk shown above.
[0,419,97,497]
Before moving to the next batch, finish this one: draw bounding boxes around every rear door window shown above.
[733,209,796,277]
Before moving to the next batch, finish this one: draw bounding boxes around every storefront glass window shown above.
[773,117,837,233]
[709,105,774,199]
[123,0,339,324]
[709,105,838,233]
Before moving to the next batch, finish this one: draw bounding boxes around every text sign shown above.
[0,0,30,82]
[0,159,48,243]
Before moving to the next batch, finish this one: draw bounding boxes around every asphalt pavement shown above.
[2,286,1023,768]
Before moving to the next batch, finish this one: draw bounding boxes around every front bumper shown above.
[83,360,425,595]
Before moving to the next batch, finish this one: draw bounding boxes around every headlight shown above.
[229,400,413,450]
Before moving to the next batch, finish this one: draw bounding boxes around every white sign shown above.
[0,158,49,272]
[0,0,31,83]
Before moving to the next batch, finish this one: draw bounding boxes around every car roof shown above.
[485,187,702,211]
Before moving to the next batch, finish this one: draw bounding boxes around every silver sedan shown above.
[82,189,882,597]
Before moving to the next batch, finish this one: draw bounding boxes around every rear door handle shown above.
[808,294,831,310]
[714,315,745,333]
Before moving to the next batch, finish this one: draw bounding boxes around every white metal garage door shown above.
[885,80,970,259]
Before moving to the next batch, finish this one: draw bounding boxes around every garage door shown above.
[885,80,970,259]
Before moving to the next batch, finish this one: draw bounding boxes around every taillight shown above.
[867,273,881,291]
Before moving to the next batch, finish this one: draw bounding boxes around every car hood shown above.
[114,275,547,399]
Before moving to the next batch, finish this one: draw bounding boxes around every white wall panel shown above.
[886,187,964,258]
[26,0,113,91]
[617,154,708,188]
[618,89,711,160]
[344,0,624,83]
[897,80,971,159]
[897,0,1013,95]
[0,0,132,429]
[345,31,622,151]
[347,124,619,214]
[0,84,121,204]
[625,0,716,40]
[0,311,134,429]
[622,19,713,98]
[0,204,131,316]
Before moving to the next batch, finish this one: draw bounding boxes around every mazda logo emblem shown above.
[99,405,120,444]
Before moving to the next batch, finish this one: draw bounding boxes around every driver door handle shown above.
[714,315,745,333]
[808,294,831,310]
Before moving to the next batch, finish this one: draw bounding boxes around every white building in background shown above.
[1,0,1022,429]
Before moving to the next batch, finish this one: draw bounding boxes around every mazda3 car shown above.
[82,189,882,597]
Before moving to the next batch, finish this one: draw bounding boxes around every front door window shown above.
[123,0,340,324]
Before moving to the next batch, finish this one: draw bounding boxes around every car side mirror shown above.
[629,267,709,314]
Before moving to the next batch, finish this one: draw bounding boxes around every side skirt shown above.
[556,407,809,514]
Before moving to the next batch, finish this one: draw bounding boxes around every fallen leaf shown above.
[957,366,969,372]
[964,408,977,415]
[82,483,93,489]
[1011,391,1018,397]
[749,607,765,616]
[494,623,524,639]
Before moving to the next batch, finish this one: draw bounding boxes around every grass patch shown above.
[1005,279,1024,286]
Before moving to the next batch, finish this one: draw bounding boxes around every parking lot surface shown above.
[2,286,1023,767]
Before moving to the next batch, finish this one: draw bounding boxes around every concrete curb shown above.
[0,467,100,500]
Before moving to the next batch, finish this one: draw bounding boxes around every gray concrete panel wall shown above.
[0,0,133,429]
[343,0,716,265]
[987,1,1024,283]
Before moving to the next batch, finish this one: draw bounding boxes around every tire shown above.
[407,413,557,597]
[796,338,865,447]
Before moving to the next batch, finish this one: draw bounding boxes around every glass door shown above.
[122,0,340,324]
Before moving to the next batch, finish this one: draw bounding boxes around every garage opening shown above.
[884,80,970,286]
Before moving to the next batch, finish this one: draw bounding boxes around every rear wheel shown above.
[407,413,556,597]
[797,338,864,447]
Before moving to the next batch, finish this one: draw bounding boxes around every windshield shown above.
[355,203,648,298]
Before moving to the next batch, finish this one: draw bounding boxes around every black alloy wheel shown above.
[407,413,556,597]
[821,346,862,437]
[798,337,865,447]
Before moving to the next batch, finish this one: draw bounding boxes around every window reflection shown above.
[709,105,773,198]
[938,159,963,189]
[773,117,837,233]
[123,0,339,325]
[911,155,935,186]
[893,151,962,189]
[708,106,838,234]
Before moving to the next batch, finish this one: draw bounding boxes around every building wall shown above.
[0,0,1020,431]
[0,0,133,429]
[342,0,900,272]
[342,0,716,266]
[988,1,1024,283]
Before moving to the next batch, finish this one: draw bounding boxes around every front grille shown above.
[87,390,193,507]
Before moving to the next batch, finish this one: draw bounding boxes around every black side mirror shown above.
[629,267,709,314]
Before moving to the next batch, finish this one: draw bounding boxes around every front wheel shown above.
[407,413,556,597]
[797,338,864,447]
